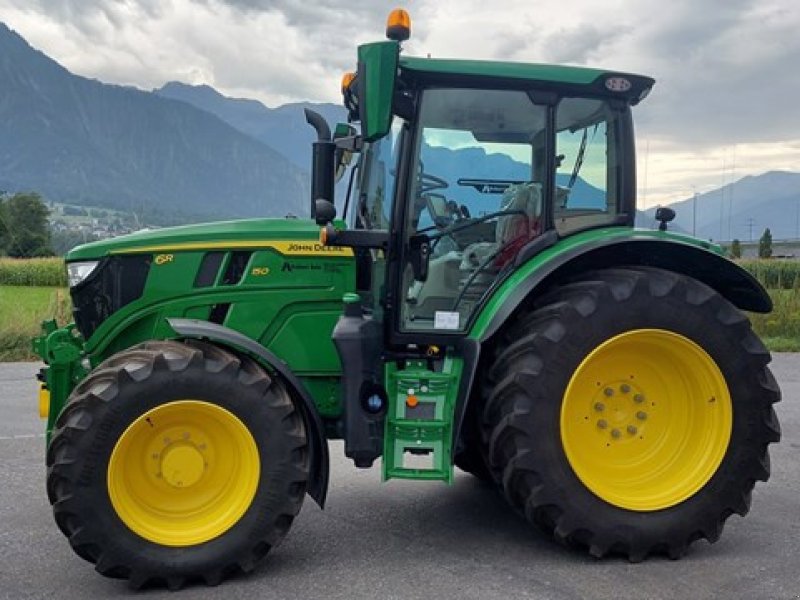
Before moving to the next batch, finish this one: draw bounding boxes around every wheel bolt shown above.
[620,384,631,394]
[634,394,644,403]
[627,425,638,435]
[611,428,621,438]
[597,419,608,429]
[603,388,614,397]
[636,411,647,420]
[594,402,605,412]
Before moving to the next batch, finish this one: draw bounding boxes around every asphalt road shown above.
[1,357,799,600]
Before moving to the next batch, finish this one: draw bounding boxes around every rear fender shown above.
[167,318,330,509]
[472,234,771,343]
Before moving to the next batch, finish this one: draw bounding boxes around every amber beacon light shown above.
[341,71,356,94]
[386,9,411,41]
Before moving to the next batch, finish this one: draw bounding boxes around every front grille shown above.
[70,255,151,340]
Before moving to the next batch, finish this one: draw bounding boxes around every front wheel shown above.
[47,340,309,589]
[481,267,780,560]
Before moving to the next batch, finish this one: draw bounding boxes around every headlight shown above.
[67,261,99,287]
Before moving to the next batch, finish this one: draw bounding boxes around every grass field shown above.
[0,286,70,361]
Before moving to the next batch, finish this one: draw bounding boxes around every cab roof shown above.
[398,56,655,104]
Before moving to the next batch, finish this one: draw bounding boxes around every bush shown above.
[0,258,67,287]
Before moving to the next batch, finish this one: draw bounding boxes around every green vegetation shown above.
[739,258,800,289]
[758,228,773,259]
[0,257,66,287]
[0,286,70,360]
[730,239,742,259]
[0,192,54,257]
[740,259,800,351]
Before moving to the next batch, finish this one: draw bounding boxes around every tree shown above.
[758,228,773,259]
[0,192,54,257]
[51,229,98,255]
[730,238,742,259]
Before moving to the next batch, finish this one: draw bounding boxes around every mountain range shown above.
[154,82,345,172]
[636,171,800,241]
[0,22,323,223]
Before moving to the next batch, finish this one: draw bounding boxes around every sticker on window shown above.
[434,311,460,330]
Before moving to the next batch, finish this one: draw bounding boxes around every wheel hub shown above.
[591,381,648,444]
[160,444,206,488]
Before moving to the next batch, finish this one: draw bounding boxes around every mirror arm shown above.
[335,135,363,152]
[321,225,389,250]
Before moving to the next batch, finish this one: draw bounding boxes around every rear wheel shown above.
[481,267,781,560]
[47,340,309,589]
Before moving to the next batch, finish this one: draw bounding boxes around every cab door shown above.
[345,117,408,324]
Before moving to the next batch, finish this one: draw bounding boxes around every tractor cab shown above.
[310,10,653,477]
[342,83,642,335]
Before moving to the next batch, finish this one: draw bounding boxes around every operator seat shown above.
[460,182,542,271]
[406,183,543,320]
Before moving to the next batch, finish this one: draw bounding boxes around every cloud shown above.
[0,0,798,205]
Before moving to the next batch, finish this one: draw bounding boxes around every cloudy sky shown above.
[1,0,799,206]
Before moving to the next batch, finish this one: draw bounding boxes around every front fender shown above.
[167,318,330,509]
[470,229,771,343]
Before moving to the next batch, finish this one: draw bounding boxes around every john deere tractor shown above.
[35,9,780,589]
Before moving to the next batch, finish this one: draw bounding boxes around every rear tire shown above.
[481,267,780,560]
[47,340,309,589]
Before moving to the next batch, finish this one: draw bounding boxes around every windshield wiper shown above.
[567,123,599,189]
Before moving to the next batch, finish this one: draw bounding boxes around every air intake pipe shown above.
[304,109,335,220]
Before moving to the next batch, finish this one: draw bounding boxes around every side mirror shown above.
[655,207,676,232]
[315,199,337,226]
[357,41,399,142]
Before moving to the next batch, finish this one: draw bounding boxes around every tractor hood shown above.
[66,218,325,261]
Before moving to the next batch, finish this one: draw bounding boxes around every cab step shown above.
[382,358,461,483]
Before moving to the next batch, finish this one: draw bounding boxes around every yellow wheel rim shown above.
[107,400,260,546]
[561,329,732,511]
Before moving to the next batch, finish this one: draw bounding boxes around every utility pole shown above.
[795,196,799,240]
[692,190,698,237]
[746,217,756,242]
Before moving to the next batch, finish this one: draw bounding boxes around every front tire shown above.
[47,340,309,589]
[481,267,780,560]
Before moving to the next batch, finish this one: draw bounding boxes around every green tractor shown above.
[35,10,780,589]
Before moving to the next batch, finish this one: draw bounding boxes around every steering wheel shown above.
[420,172,449,193]
[423,208,526,239]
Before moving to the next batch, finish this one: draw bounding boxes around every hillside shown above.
[154,82,346,171]
[636,171,800,241]
[0,23,310,223]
